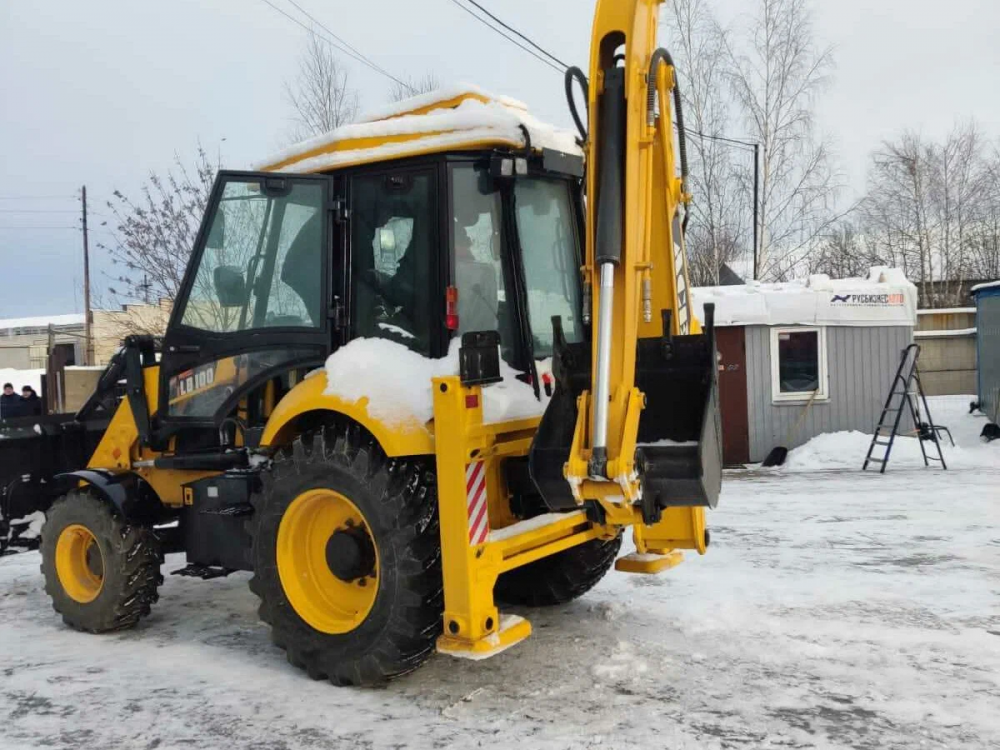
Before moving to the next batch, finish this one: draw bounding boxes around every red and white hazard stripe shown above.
[465,461,489,545]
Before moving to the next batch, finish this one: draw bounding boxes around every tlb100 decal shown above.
[169,363,217,400]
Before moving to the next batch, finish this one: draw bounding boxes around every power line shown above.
[257,0,410,90]
[446,0,564,75]
[0,225,83,230]
[442,7,756,150]
[283,0,411,91]
[459,0,569,69]
[682,126,757,149]
[0,209,81,213]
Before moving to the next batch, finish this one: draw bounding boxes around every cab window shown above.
[450,164,516,364]
[179,178,325,333]
[514,178,583,357]
[350,170,436,354]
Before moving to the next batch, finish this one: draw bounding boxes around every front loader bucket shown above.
[0,414,108,552]
[529,306,721,512]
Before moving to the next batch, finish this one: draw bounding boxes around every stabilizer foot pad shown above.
[436,614,532,661]
[615,550,684,574]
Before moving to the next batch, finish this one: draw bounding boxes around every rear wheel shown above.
[248,422,442,686]
[494,533,621,607]
[40,491,163,632]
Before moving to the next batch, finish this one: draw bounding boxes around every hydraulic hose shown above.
[648,48,690,234]
[564,66,589,143]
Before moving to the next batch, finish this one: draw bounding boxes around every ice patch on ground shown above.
[592,641,648,681]
[324,338,550,426]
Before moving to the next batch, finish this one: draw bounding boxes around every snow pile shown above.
[692,266,917,327]
[323,338,550,427]
[971,279,1000,293]
[779,396,999,473]
[255,84,581,174]
[7,511,45,540]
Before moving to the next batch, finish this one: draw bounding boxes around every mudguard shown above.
[53,469,159,523]
[259,371,435,457]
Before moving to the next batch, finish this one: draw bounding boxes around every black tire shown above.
[494,532,621,607]
[248,421,442,686]
[40,491,163,633]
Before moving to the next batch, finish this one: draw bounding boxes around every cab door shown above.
[159,171,335,430]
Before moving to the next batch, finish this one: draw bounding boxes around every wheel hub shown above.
[325,526,376,582]
[85,541,104,578]
[54,524,105,604]
[276,488,381,634]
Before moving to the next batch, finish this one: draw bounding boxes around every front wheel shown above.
[248,422,442,686]
[40,491,163,632]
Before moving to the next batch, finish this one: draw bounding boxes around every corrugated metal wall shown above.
[976,293,1000,422]
[744,325,914,462]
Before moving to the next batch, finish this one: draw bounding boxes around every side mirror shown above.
[213,265,245,307]
[206,212,226,250]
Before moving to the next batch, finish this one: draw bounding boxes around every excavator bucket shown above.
[633,304,722,511]
[529,304,721,514]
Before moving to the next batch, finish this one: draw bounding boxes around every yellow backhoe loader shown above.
[1,0,721,685]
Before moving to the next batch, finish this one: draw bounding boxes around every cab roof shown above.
[254,83,582,174]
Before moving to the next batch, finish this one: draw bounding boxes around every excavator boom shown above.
[530,0,722,520]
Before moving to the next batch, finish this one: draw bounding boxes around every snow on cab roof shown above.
[692,267,917,328]
[255,83,581,175]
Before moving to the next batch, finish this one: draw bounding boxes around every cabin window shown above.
[770,326,829,402]
[350,169,436,354]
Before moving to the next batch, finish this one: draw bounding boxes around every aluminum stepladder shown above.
[863,344,951,473]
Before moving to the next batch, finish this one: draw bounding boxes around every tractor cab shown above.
[157,88,587,446]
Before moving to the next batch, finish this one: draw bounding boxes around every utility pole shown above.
[752,143,760,281]
[81,185,94,366]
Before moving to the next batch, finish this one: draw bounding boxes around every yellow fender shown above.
[259,372,435,457]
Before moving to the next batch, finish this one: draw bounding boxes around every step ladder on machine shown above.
[863,344,953,473]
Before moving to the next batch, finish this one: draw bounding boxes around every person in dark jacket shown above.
[1,383,22,420]
[20,386,42,417]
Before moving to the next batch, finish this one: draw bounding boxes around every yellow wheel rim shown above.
[55,524,105,604]
[277,489,380,635]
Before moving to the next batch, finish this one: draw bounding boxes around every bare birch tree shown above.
[967,145,1000,281]
[388,72,440,103]
[863,123,991,306]
[97,145,216,332]
[664,0,750,285]
[285,32,359,141]
[809,218,883,279]
[723,0,838,280]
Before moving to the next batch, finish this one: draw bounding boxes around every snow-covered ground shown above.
[1,397,998,749]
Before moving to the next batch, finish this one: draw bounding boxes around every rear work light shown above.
[445,285,459,330]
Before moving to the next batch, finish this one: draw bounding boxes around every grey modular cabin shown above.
[693,268,917,465]
[971,280,1000,428]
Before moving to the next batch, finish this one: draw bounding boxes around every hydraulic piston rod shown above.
[588,65,626,477]
[590,262,616,472]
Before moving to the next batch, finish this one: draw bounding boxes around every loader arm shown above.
[532,0,721,515]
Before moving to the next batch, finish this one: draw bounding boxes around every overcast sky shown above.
[1,0,998,317]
